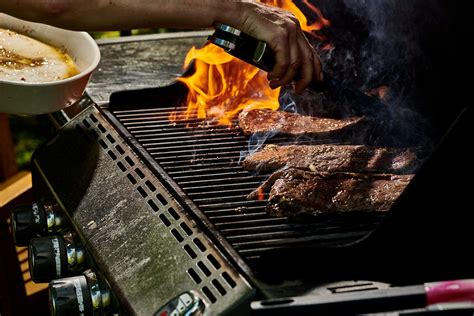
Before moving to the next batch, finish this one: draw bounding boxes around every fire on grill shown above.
[164,0,420,219]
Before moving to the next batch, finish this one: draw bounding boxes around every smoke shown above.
[279,89,297,113]
[276,0,449,148]
[337,0,447,147]
[338,0,444,90]
[242,1,448,154]
[239,129,279,164]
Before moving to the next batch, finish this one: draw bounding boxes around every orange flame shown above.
[366,85,391,103]
[171,1,330,126]
[261,0,331,33]
[320,43,335,52]
[256,187,266,201]
[175,45,280,126]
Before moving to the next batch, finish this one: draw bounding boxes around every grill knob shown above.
[29,234,87,283]
[10,201,66,246]
[49,275,92,316]
[49,270,114,316]
[154,291,205,316]
[10,202,47,246]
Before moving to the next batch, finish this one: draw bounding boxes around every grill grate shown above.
[112,106,382,266]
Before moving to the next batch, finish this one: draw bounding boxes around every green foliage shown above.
[90,29,175,39]
[89,31,121,39]
[9,115,54,170]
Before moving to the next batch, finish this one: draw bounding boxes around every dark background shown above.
[309,0,473,141]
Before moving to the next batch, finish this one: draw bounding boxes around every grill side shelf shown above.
[33,105,254,315]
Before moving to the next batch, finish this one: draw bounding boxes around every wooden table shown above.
[0,113,33,208]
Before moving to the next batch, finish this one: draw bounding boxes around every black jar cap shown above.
[29,236,67,283]
[49,275,93,316]
[10,203,47,246]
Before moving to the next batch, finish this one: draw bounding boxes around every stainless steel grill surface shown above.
[110,105,383,267]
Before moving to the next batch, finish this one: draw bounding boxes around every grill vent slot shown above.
[82,119,91,128]
[188,268,202,284]
[222,272,237,289]
[207,254,221,270]
[89,114,98,123]
[148,200,159,212]
[98,139,107,150]
[127,174,137,185]
[180,222,193,236]
[155,193,168,207]
[193,238,206,252]
[125,156,135,167]
[184,244,197,259]
[171,228,184,243]
[135,168,145,179]
[212,279,227,296]
[327,282,379,294]
[108,150,117,161]
[115,145,125,155]
[159,214,171,226]
[97,123,106,133]
[197,261,211,277]
[106,134,116,144]
[145,180,156,192]
[202,286,217,304]
[137,186,147,198]
[167,206,179,219]
[117,161,127,172]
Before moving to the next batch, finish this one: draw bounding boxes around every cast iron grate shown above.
[111,106,382,266]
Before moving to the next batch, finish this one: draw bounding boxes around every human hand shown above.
[235,1,323,93]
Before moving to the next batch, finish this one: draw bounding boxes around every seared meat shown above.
[249,168,413,217]
[238,109,364,136]
[242,144,419,174]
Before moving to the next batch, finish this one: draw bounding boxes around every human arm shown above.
[0,0,322,92]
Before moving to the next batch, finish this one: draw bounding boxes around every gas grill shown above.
[13,27,474,315]
[106,99,383,268]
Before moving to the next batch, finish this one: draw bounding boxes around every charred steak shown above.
[242,144,419,174]
[249,168,413,217]
[238,109,364,136]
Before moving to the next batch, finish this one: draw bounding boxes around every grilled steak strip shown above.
[242,144,419,174]
[249,168,413,217]
[238,109,364,136]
